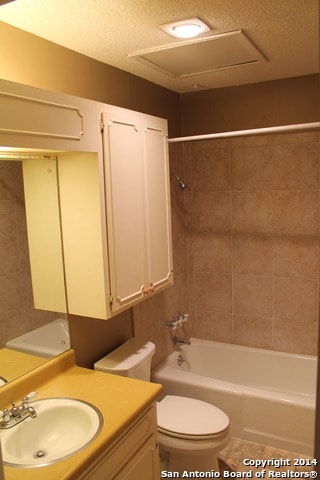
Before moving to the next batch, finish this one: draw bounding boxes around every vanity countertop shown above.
[0,349,163,480]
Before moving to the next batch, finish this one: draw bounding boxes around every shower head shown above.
[170,172,188,190]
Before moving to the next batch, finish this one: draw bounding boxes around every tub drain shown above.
[34,449,47,459]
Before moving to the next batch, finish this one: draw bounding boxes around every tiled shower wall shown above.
[135,131,320,363]
[0,161,57,348]
[183,131,320,356]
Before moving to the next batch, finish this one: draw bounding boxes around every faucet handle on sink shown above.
[21,391,37,404]
[0,409,11,427]
[21,391,37,411]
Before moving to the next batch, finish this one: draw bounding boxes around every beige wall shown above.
[0,21,181,137]
[180,74,320,136]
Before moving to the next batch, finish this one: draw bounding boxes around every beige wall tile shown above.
[233,314,273,349]
[0,161,24,200]
[193,310,233,343]
[193,191,231,233]
[232,191,273,233]
[0,200,17,239]
[194,272,232,313]
[231,145,273,190]
[0,272,22,309]
[191,139,230,191]
[273,190,319,234]
[234,274,273,317]
[233,233,273,276]
[274,277,318,322]
[193,233,232,273]
[273,144,319,189]
[172,229,188,275]
[0,238,20,275]
[273,131,320,145]
[274,318,318,355]
[230,135,274,147]
[274,235,319,279]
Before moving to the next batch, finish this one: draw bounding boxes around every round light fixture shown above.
[172,22,202,39]
[160,17,211,39]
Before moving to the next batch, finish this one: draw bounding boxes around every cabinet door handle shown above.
[142,286,149,296]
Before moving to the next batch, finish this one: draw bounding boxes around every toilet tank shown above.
[93,338,155,381]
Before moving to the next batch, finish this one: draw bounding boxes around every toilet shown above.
[94,338,230,473]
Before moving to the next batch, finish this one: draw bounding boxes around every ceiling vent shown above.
[128,30,267,78]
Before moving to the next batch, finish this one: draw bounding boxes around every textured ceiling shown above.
[0,0,319,93]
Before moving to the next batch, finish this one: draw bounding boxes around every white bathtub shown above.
[5,319,70,358]
[152,338,316,456]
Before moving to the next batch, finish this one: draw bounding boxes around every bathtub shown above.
[5,319,70,358]
[151,338,316,456]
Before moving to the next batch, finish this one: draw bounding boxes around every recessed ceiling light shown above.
[160,17,212,39]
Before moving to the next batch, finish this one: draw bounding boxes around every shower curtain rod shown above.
[168,121,320,143]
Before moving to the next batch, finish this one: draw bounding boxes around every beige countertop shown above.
[0,349,162,480]
[0,348,46,383]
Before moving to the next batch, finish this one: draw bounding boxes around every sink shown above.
[0,397,103,467]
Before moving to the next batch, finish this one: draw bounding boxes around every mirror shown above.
[0,150,69,384]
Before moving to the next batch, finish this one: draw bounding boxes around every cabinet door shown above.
[23,156,67,313]
[114,437,160,480]
[58,152,109,319]
[143,117,173,293]
[79,406,159,480]
[102,110,147,313]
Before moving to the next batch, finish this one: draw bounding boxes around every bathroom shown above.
[0,1,319,474]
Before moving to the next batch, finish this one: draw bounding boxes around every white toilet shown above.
[94,338,230,473]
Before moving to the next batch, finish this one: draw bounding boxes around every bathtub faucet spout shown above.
[173,336,191,346]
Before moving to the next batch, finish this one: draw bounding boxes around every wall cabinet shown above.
[0,80,173,319]
[79,405,160,480]
[101,107,173,314]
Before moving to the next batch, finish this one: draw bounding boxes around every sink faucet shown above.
[173,335,191,346]
[0,392,37,429]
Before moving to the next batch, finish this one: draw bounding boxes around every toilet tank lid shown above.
[94,338,155,373]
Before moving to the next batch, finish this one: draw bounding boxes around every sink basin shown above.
[0,397,103,467]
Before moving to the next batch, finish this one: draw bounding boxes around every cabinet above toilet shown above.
[0,79,173,320]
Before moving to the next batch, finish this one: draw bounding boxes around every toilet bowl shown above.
[157,394,230,472]
[94,338,230,473]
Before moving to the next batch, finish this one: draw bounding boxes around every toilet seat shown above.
[157,395,229,440]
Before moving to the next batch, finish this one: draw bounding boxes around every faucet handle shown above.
[0,409,10,426]
[11,402,20,417]
[166,315,178,329]
[21,391,37,410]
[22,391,37,403]
[178,313,189,323]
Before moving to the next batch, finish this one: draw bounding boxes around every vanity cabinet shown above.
[79,405,160,480]
[101,107,173,314]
